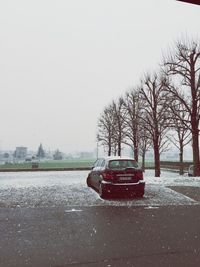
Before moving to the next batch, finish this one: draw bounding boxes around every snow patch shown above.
[0,170,199,208]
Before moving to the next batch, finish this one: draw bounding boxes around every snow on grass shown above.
[144,169,200,187]
[0,171,87,188]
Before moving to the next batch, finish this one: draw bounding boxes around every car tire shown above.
[86,175,91,187]
[99,182,107,199]
[137,190,144,198]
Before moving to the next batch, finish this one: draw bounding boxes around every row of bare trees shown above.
[97,37,200,177]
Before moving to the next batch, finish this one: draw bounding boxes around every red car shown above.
[87,157,145,199]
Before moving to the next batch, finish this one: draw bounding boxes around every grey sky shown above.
[0,0,199,153]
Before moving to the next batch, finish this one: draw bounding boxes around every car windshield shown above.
[108,160,138,169]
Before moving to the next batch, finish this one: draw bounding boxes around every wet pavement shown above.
[0,170,200,266]
[0,205,200,267]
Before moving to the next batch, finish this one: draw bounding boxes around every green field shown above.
[0,159,192,171]
[0,159,96,170]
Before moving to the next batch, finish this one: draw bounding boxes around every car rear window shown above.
[108,160,138,169]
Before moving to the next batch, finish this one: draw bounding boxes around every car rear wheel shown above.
[99,182,107,199]
[137,189,144,198]
[86,175,91,187]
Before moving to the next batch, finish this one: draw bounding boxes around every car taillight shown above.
[102,171,114,181]
[135,171,143,180]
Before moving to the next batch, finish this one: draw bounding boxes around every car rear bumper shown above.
[101,180,145,194]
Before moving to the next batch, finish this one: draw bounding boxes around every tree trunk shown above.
[118,141,121,156]
[134,139,138,162]
[191,62,200,176]
[142,151,145,172]
[108,140,111,156]
[108,148,111,157]
[179,146,184,175]
[192,128,200,176]
[154,141,160,177]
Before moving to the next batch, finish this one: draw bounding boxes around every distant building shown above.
[13,147,27,159]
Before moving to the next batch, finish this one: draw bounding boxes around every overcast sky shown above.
[0,0,199,153]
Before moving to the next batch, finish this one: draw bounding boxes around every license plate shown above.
[119,177,132,181]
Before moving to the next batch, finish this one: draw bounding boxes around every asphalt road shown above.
[0,204,200,267]
[1,171,200,267]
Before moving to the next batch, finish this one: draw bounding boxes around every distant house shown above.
[13,147,27,159]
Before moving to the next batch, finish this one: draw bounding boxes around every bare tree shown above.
[167,101,191,175]
[138,126,151,172]
[97,104,116,156]
[112,98,127,156]
[163,38,200,176]
[139,73,171,177]
[122,89,140,161]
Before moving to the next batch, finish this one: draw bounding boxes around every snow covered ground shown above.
[145,169,200,187]
[0,170,199,208]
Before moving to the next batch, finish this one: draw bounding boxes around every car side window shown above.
[97,159,103,167]
[93,159,103,168]
[101,160,106,167]
[94,159,100,167]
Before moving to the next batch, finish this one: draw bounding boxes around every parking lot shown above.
[0,170,199,208]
